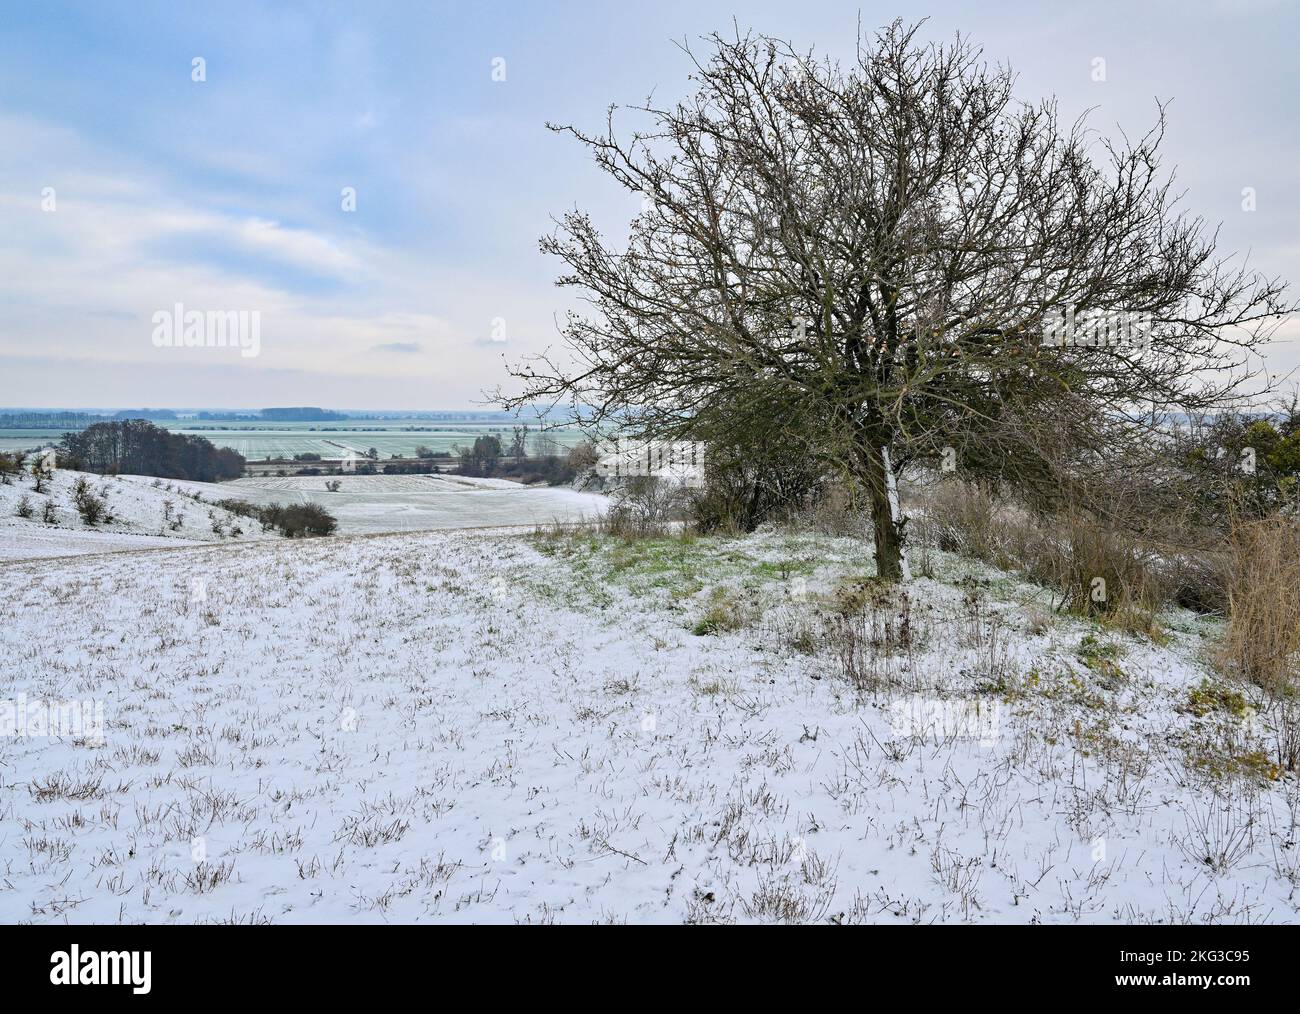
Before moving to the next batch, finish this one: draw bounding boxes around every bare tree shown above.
[509,425,530,458]
[502,20,1293,578]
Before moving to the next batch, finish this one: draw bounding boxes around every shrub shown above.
[600,477,687,539]
[15,495,34,518]
[261,502,337,538]
[211,497,337,537]
[72,476,108,525]
[213,498,257,519]
[911,477,1218,621]
[688,443,826,534]
[780,483,869,538]
[382,460,441,475]
[30,458,52,494]
[283,503,337,536]
[567,441,599,472]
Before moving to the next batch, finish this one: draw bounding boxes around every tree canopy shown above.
[504,20,1294,577]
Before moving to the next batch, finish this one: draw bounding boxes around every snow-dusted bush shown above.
[72,477,108,526]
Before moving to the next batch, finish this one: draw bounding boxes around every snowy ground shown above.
[2,524,1297,924]
[0,470,606,561]
[121,473,608,537]
[0,469,272,561]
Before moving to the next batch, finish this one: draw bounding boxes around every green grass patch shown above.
[1077,632,1126,681]
[1186,678,1250,718]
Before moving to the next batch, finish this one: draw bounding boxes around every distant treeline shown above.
[2,405,583,426]
[113,409,179,419]
[60,420,245,481]
[260,407,347,421]
[1,409,178,428]
[192,407,347,422]
[0,412,102,429]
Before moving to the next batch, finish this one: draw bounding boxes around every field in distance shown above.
[136,472,607,537]
[0,417,590,458]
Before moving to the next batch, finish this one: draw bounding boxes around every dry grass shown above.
[823,581,920,693]
[910,478,1222,631]
[1216,516,1300,696]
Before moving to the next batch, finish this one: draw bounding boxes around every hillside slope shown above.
[115,472,610,536]
[1,526,1296,923]
[0,468,273,560]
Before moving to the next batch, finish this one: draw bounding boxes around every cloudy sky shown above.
[1,0,1296,410]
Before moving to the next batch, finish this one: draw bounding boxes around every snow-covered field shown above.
[123,473,608,537]
[0,470,607,561]
[2,524,1297,924]
[0,469,273,561]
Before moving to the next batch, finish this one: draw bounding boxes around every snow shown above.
[2,523,1296,924]
[120,473,609,536]
[0,470,606,561]
[0,469,272,561]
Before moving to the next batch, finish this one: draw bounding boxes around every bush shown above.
[567,441,599,472]
[911,477,1221,623]
[780,483,869,538]
[211,497,337,538]
[277,503,337,537]
[72,477,108,525]
[382,460,441,475]
[15,495,34,518]
[603,476,688,538]
[687,443,825,534]
[213,498,258,519]
[30,458,52,494]
[460,453,574,485]
[1177,410,1300,520]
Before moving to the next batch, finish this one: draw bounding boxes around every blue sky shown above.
[1,0,1297,409]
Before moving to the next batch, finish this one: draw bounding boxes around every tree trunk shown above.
[863,442,909,581]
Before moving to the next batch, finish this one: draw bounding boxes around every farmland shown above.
[127,473,608,536]
[0,418,589,460]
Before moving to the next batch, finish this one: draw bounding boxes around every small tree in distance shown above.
[502,20,1294,579]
